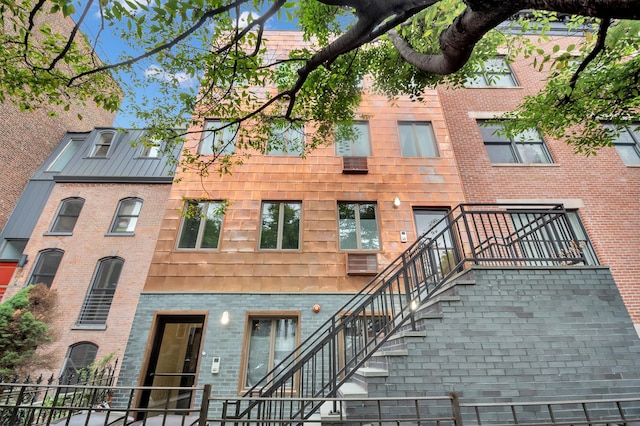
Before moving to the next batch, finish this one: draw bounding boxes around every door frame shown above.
[135,310,208,412]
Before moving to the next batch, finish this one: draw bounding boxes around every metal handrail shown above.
[236,203,593,422]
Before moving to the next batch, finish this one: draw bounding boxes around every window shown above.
[50,198,84,233]
[200,120,238,156]
[28,249,64,287]
[259,202,301,250]
[466,57,517,87]
[0,239,28,260]
[177,201,224,249]
[47,139,84,172]
[140,140,161,158]
[109,198,143,233]
[335,122,371,156]
[90,132,115,157]
[338,202,380,250]
[77,257,124,325]
[398,122,439,157]
[241,314,299,389]
[604,123,640,165]
[266,124,305,156]
[479,121,552,164]
[59,342,98,384]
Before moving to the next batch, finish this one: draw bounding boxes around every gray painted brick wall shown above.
[359,267,640,402]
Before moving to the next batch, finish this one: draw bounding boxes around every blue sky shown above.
[74,3,297,128]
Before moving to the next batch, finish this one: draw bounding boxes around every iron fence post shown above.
[450,392,463,426]
[401,252,417,331]
[199,384,211,426]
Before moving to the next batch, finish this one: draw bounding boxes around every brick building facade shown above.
[437,37,640,333]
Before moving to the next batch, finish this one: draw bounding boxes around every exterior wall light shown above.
[221,311,230,325]
[393,197,401,208]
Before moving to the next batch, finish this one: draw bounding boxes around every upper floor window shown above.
[479,121,552,164]
[109,198,143,233]
[335,122,371,157]
[466,57,517,87]
[28,249,64,288]
[77,257,124,326]
[266,124,305,156]
[177,200,224,249]
[50,198,84,233]
[200,120,238,156]
[259,201,301,250]
[338,202,380,250]
[398,122,439,157]
[47,139,84,172]
[139,140,161,158]
[604,123,640,165]
[90,132,115,158]
[241,314,299,390]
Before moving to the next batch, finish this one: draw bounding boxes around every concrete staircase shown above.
[333,266,640,422]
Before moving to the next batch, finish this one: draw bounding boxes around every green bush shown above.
[0,284,58,378]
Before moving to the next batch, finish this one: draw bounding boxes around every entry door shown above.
[139,315,205,417]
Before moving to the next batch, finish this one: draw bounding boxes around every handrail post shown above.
[198,384,211,426]
[401,252,417,331]
[450,392,463,426]
[460,205,477,265]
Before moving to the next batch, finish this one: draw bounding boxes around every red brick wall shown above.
[5,182,170,375]
[437,37,640,326]
[0,13,117,230]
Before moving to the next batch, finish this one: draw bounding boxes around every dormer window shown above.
[90,132,115,158]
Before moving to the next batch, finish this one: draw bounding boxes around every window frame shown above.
[466,57,518,87]
[89,131,116,158]
[239,311,301,394]
[27,249,64,288]
[478,120,553,164]
[199,120,238,156]
[76,257,124,327]
[398,122,440,158]
[108,198,143,234]
[176,200,225,250]
[266,123,305,156]
[258,201,302,250]
[604,123,640,165]
[334,121,372,157]
[59,342,99,384]
[337,202,380,251]
[49,197,85,234]
[139,140,161,158]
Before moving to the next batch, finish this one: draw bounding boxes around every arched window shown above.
[77,257,124,325]
[60,342,98,384]
[109,198,143,233]
[28,249,64,287]
[90,131,116,158]
[50,198,85,233]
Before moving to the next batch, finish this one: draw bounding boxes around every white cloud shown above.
[144,65,196,87]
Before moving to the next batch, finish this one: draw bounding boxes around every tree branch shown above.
[389,5,517,74]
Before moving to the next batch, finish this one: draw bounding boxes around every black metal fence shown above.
[1,382,639,426]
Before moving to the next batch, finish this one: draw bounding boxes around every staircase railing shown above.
[229,203,593,422]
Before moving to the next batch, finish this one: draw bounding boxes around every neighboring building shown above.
[436,37,640,335]
[0,13,118,290]
[2,129,180,378]
[116,30,640,417]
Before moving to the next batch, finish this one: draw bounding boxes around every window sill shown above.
[490,163,559,167]
[72,324,107,331]
[43,231,73,236]
[624,163,640,168]
[464,85,524,89]
[104,232,135,237]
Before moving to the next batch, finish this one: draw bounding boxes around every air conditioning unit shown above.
[346,253,378,275]
[342,156,368,174]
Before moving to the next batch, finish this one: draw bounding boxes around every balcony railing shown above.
[230,204,595,422]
